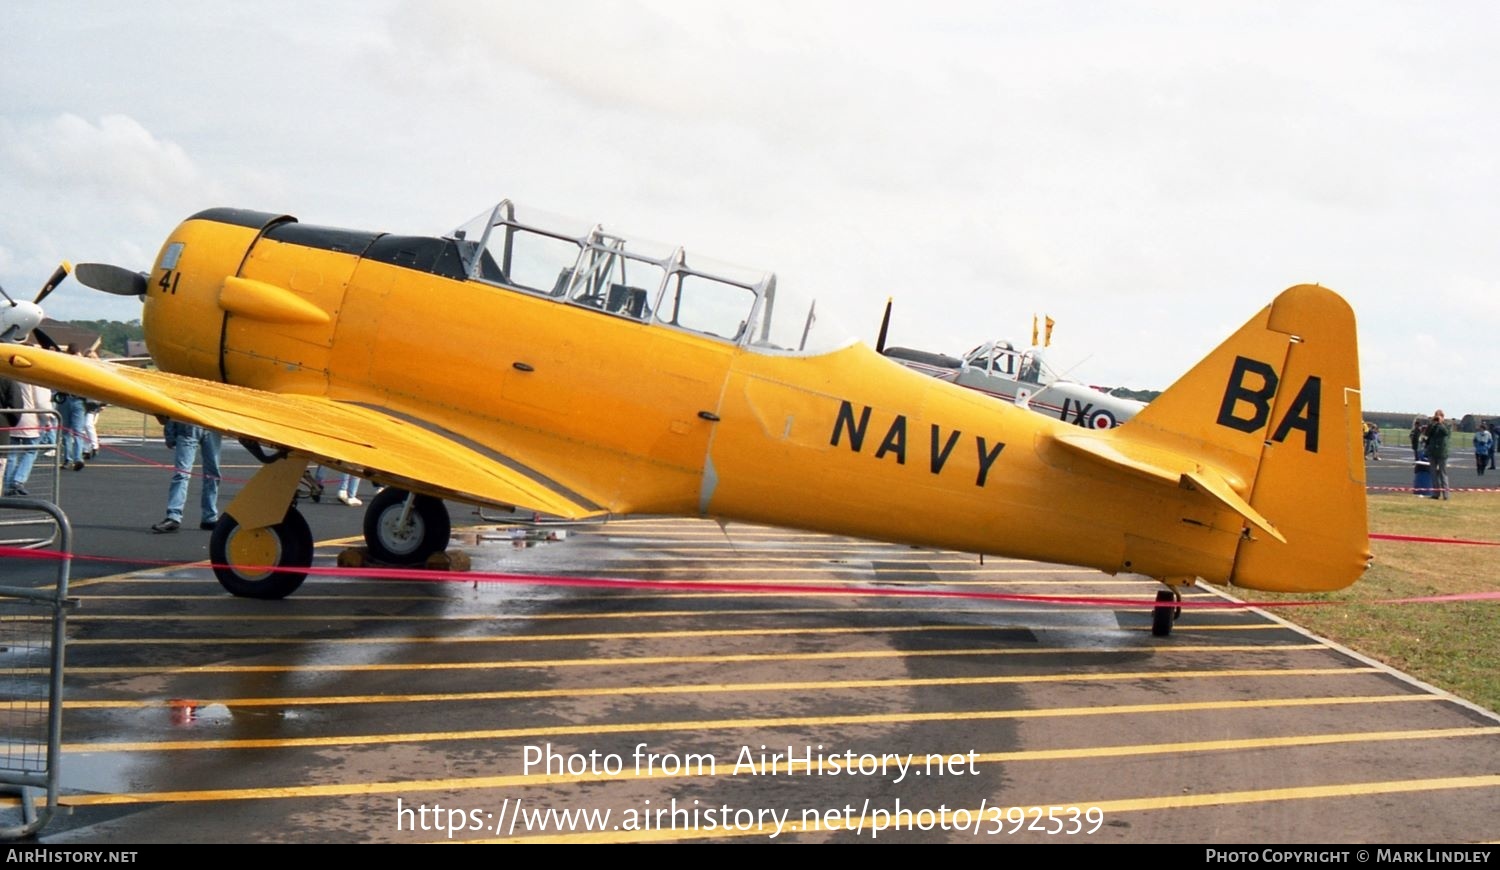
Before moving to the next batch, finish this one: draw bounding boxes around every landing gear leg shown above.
[210,455,313,599]
[364,487,451,565]
[1151,586,1184,637]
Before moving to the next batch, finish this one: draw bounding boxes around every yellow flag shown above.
[1031,314,1038,347]
[1044,316,1055,347]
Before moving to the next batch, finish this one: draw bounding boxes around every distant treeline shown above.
[69,319,143,356]
[1098,394,1497,432]
[1108,387,1161,402]
[1366,410,1500,433]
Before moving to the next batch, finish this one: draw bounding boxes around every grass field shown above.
[96,405,160,440]
[1211,495,1500,715]
[98,407,1500,714]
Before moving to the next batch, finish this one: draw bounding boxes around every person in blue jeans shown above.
[314,466,363,506]
[151,419,222,533]
[2,379,47,496]
[52,389,88,471]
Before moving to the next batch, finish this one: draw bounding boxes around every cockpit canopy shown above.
[962,340,1063,386]
[449,201,851,355]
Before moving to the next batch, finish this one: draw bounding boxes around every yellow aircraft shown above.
[0,201,1369,635]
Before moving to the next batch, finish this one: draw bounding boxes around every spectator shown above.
[51,344,89,471]
[1424,410,1451,500]
[1476,424,1495,476]
[2,377,47,496]
[313,466,363,507]
[83,349,104,460]
[150,419,223,533]
[1,374,18,489]
[332,471,363,507]
[1409,416,1426,461]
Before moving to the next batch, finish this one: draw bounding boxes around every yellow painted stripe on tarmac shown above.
[55,714,1476,810]
[66,535,388,589]
[602,524,921,535]
[82,566,1113,580]
[610,550,1018,561]
[61,597,1190,623]
[522,565,1101,574]
[58,620,1280,650]
[1175,624,1282,632]
[60,694,1441,757]
[77,594,460,602]
[475,774,1500,842]
[73,585,1149,604]
[60,644,1329,695]
[62,666,1385,722]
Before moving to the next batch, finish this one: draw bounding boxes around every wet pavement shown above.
[0,439,1497,843]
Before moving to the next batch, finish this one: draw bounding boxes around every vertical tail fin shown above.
[1125,284,1369,591]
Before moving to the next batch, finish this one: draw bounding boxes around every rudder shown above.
[1126,284,1369,592]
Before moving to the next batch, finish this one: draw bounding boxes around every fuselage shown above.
[140,208,1245,583]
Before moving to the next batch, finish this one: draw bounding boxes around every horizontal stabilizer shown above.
[1050,432,1284,543]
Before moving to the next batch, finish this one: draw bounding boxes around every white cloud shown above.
[1,2,1496,412]
[0,113,233,319]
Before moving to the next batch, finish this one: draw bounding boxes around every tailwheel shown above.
[364,487,451,565]
[1151,587,1183,637]
[209,507,314,599]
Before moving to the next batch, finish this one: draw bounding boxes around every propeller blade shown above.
[75,263,148,297]
[31,325,60,352]
[32,261,73,306]
[875,296,892,354]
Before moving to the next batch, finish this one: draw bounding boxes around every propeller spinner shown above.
[0,263,71,349]
[0,297,44,345]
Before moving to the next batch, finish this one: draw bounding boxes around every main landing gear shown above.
[209,508,314,600]
[208,455,452,600]
[363,487,451,566]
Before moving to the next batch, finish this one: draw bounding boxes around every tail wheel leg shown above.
[1151,587,1183,637]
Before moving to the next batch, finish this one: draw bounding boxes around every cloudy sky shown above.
[3,1,1496,414]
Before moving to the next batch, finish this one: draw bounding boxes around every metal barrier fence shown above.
[0,498,72,839]
[1,408,64,551]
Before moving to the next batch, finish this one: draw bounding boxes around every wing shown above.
[2,347,603,519]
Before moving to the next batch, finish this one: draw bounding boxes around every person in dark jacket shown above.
[1424,410,1451,500]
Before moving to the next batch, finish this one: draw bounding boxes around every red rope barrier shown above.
[7,433,1499,608]
[3,544,1497,610]
[1368,485,1500,493]
[1369,532,1500,546]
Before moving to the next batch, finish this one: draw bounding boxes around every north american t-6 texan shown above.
[0,199,1370,635]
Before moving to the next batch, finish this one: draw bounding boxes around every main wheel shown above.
[1150,588,1181,637]
[363,487,451,565]
[209,507,313,599]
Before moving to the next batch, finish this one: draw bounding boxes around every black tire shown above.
[209,507,313,599]
[1150,588,1179,637]
[363,487,451,565]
